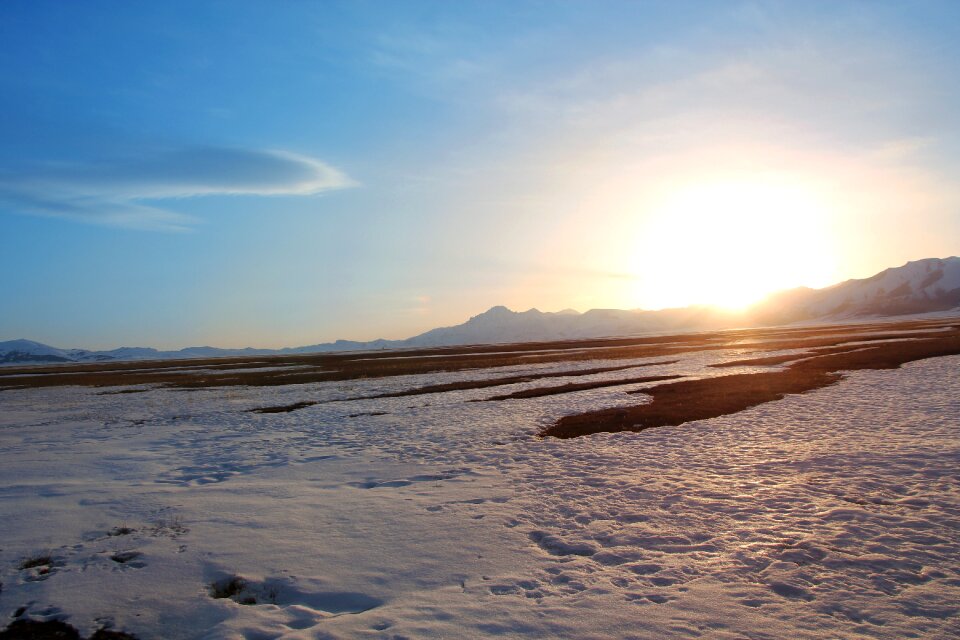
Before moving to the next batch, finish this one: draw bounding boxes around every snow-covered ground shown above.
[0,351,958,639]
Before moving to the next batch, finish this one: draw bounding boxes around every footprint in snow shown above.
[769,582,815,600]
[110,551,146,568]
[348,469,469,490]
[529,531,598,557]
[208,574,384,615]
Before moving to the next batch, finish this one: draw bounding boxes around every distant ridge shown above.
[3,257,958,365]
[757,256,960,322]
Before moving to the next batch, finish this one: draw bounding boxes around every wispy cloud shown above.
[0,147,354,231]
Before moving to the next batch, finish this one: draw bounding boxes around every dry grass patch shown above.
[543,326,960,439]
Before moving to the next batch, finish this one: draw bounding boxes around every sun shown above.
[629,177,839,311]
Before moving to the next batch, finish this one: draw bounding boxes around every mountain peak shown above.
[476,305,514,318]
[2,339,53,349]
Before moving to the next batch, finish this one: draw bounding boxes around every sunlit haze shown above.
[631,176,838,310]
[2,1,959,349]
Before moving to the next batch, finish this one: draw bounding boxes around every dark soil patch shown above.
[542,327,960,439]
[480,374,683,401]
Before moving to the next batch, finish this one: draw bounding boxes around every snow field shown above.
[0,353,957,638]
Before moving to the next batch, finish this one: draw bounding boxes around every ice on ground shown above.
[0,354,958,638]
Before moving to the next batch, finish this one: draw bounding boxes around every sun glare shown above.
[631,177,839,311]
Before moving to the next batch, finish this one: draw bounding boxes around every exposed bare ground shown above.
[1,319,951,391]
[4,318,959,442]
[542,322,960,438]
[478,374,683,401]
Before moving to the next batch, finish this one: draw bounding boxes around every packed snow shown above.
[0,350,958,638]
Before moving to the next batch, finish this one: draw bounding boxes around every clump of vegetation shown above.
[207,575,278,606]
[18,555,54,571]
[149,514,187,538]
[248,400,317,413]
[107,525,135,537]
[209,575,248,600]
[0,619,140,639]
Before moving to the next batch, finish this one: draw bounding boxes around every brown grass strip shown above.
[480,374,683,401]
[708,343,884,368]
[541,328,960,439]
[248,401,317,414]
[334,361,679,402]
[1,318,954,391]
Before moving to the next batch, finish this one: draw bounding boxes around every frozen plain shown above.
[0,345,958,638]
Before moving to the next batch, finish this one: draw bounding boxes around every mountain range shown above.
[3,256,959,365]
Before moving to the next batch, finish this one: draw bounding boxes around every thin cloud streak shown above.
[0,147,354,231]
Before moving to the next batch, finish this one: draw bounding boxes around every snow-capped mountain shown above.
[3,257,958,365]
[406,305,740,347]
[756,257,960,323]
[403,256,960,347]
[0,339,75,364]
[0,341,280,365]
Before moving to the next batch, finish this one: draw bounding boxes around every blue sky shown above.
[2,1,959,348]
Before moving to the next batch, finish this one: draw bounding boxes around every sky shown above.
[2,0,959,349]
